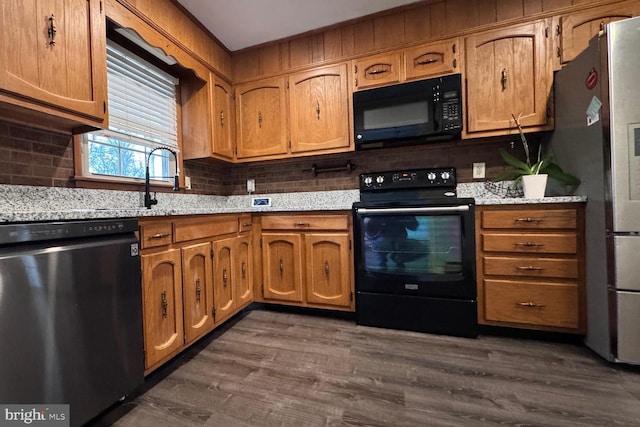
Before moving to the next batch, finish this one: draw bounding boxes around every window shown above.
[79,40,179,184]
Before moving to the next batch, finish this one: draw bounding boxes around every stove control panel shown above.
[360,167,456,191]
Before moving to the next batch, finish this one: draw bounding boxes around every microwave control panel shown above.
[433,85,462,131]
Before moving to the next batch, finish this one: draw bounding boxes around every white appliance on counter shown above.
[548,16,640,364]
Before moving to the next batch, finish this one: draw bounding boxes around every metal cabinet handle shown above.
[517,301,546,308]
[242,223,252,228]
[294,222,310,227]
[324,261,329,278]
[516,266,544,271]
[515,217,542,223]
[367,68,389,75]
[223,268,228,287]
[515,242,543,248]
[316,101,321,119]
[416,58,438,65]
[195,278,201,302]
[501,68,507,91]
[161,291,168,318]
[258,111,263,128]
[220,110,225,127]
[242,262,247,279]
[279,259,284,277]
[48,14,57,46]
[150,233,169,239]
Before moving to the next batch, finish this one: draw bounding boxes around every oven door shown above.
[353,200,476,300]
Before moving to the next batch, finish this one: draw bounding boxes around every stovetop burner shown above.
[359,167,458,202]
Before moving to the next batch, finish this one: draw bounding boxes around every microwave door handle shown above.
[357,206,470,215]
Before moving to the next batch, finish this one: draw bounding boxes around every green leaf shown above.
[498,148,533,174]
[540,162,581,186]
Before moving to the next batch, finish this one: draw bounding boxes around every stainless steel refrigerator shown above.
[548,16,640,364]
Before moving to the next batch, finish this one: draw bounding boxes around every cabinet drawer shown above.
[484,279,579,329]
[140,222,173,249]
[261,215,348,230]
[238,214,253,233]
[482,233,577,254]
[482,209,576,229]
[173,216,238,242]
[483,256,578,279]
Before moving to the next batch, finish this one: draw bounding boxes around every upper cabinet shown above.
[235,64,353,162]
[353,37,460,91]
[353,52,402,90]
[211,77,235,160]
[464,20,553,135]
[0,0,106,130]
[289,64,351,154]
[404,38,460,81]
[556,0,640,66]
[235,77,288,160]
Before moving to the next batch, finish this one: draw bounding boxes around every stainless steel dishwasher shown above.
[0,218,144,427]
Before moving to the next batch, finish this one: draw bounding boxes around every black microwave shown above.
[353,74,462,150]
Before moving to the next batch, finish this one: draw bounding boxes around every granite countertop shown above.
[0,183,586,223]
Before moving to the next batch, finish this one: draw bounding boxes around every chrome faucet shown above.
[144,147,179,209]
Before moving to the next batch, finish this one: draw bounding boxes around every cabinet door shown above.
[211,76,235,160]
[141,249,183,370]
[353,52,402,90]
[305,233,352,308]
[235,77,288,159]
[289,64,350,154]
[181,242,214,345]
[213,237,236,324]
[234,234,254,308]
[0,0,106,122]
[559,1,640,64]
[404,38,460,81]
[262,233,304,302]
[465,20,552,132]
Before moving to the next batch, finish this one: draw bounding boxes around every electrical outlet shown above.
[184,176,191,190]
[247,179,255,193]
[473,163,486,179]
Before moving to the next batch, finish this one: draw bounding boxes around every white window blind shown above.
[106,39,178,147]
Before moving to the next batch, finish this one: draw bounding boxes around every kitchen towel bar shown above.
[304,160,356,176]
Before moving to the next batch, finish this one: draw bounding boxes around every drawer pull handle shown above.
[517,266,544,271]
[150,233,169,239]
[294,222,310,227]
[515,242,543,247]
[242,223,252,227]
[517,301,546,308]
[515,217,542,223]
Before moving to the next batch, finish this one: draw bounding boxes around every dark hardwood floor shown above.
[90,309,640,426]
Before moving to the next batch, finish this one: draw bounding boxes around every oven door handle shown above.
[357,205,470,215]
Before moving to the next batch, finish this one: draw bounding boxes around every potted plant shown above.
[496,114,580,198]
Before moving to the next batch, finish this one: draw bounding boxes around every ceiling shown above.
[176,0,422,52]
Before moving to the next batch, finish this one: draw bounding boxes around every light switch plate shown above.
[252,197,271,207]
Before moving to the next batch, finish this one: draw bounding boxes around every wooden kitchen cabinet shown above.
[260,213,354,311]
[475,204,586,333]
[404,38,460,81]
[353,52,402,90]
[464,19,553,135]
[181,242,214,345]
[556,0,640,66]
[289,64,351,154]
[0,0,106,130]
[139,214,253,373]
[211,76,235,160]
[235,77,288,160]
[141,248,184,369]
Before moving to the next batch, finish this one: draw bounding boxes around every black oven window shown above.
[363,101,430,130]
[362,215,462,275]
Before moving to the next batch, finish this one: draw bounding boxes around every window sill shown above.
[72,175,181,193]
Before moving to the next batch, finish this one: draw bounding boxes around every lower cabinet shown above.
[475,204,586,334]
[139,214,254,373]
[259,213,354,311]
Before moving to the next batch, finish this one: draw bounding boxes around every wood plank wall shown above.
[232,0,610,83]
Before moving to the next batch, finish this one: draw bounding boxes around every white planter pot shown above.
[522,174,548,199]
